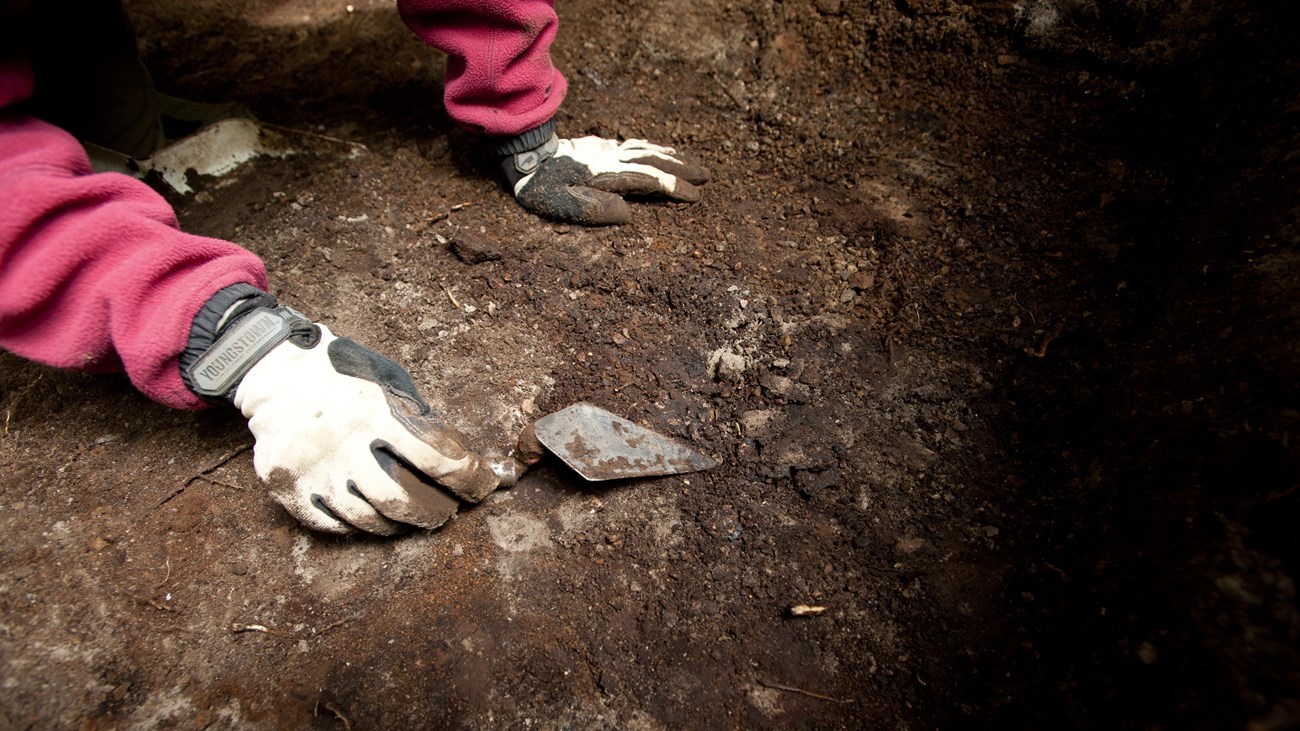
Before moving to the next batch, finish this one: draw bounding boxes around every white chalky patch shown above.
[487,513,552,553]
[708,347,748,379]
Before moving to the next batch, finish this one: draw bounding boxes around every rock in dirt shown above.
[449,232,503,264]
[704,505,742,540]
[759,372,811,403]
[795,468,839,499]
[895,536,929,555]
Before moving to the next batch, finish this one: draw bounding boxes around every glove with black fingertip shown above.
[498,118,710,226]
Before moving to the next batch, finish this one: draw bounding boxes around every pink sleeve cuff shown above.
[398,0,567,136]
[0,115,269,410]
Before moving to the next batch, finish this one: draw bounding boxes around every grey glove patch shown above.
[310,493,347,524]
[185,306,313,399]
[327,337,430,414]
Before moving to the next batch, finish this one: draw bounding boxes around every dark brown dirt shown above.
[2,0,1298,728]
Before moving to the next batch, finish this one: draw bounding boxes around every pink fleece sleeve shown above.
[0,114,270,410]
[398,0,567,136]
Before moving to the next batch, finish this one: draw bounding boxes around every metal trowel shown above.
[490,402,717,486]
[386,403,716,531]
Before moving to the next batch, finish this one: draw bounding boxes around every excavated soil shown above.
[2,0,1297,728]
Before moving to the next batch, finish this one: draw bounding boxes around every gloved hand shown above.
[184,299,499,535]
[503,134,710,225]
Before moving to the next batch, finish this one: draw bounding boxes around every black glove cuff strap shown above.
[181,284,276,397]
[501,133,559,188]
[184,306,314,399]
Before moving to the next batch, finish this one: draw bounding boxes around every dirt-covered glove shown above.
[182,294,498,535]
[500,127,709,226]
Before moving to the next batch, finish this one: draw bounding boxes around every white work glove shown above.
[503,134,710,225]
[185,304,498,535]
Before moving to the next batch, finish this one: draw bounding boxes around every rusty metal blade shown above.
[532,403,717,481]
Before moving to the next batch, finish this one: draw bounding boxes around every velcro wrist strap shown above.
[502,133,560,187]
[512,133,559,176]
[185,306,312,398]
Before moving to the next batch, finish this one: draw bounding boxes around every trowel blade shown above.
[533,403,717,482]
